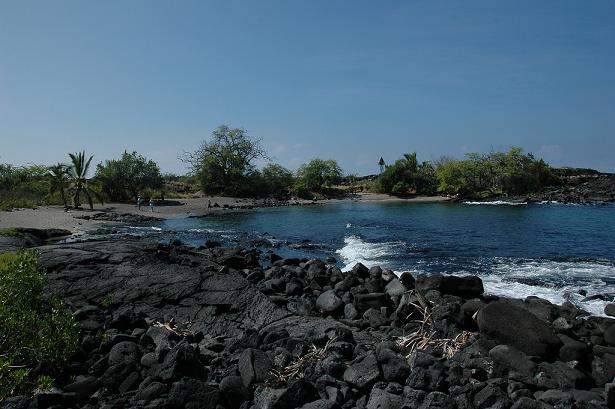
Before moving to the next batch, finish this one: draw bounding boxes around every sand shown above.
[0,194,450,233]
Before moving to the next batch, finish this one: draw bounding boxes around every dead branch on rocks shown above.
[153,318,194,337]
[270,337,337,384]
[397,293,473,359]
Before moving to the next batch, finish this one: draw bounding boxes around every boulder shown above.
[605,303,615,317]
[342,352,380,389]
[219,376,251,409]
[604,323,615,347]
[415,274,484,298]
[167,378,220,409]
[133,382,167,404]
[366,387,404,409]
[489,345,536,377]
[399,272,415,290]
[351,263,370,278]
[254,379,318,409]
[477,301,561,358]
[239,348,273,387]
[316,290,344,315]
[354,293,390,311]
[108,341,141,366]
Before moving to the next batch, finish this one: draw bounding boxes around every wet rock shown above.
[415,274,484,298]
[477,301,562,358]
[399,272,415,290]
[605,303,615,318]
[351,263,370,278]
[239,348,273,387]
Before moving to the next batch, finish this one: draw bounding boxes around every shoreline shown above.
[2,236,614,407]
[0,193,450,233]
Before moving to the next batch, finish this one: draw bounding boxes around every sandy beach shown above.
[0,193,449,233]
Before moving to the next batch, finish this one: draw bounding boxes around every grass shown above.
[0,228,20,237]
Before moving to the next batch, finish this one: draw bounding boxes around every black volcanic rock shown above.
[477,300,562,358]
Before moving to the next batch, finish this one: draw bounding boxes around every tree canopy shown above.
[95,151,163,201]
[295,159,342,196]
[182,125,268,196]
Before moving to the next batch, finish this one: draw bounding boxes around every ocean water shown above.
[119,201,615,315]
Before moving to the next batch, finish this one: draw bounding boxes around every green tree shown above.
[261,163,294,197]
[47,163,70,207]
[295,159,342,195]
[376,152,437,196]
[182,125,268,196]
[95,151,163,201]
[68,151,96,209]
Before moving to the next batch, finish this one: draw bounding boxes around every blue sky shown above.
[1,0,614,175]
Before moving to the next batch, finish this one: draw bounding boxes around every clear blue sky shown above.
[1,0,614,175]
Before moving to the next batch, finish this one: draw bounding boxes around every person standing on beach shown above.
[149,198,154,212]
[137,195,142,210]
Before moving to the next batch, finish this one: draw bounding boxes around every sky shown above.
[1,0,614,175]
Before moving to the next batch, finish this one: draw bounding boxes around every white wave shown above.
[464,200,527,206]
[346,223,352,228]
[336,235,407,271]
[127,226,162,232]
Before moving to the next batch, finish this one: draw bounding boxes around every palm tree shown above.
[47,163,70,208]
[68,151,95,209]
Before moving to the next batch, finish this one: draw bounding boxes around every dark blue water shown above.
[126,202,615,315]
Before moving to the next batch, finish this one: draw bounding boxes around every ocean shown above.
[113,201,615,315]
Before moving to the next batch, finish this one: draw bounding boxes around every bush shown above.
[0,251,78,399]
[295,159,342,197]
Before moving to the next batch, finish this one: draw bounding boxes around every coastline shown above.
[0,193,450,233]
[2,235,614,408]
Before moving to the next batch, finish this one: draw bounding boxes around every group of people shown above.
[136,196,155,212]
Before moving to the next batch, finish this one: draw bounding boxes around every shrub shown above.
[0,251,78,399]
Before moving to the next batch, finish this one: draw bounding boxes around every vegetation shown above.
[0,251,78,399]
[182,125,269,196]
[0,164,50,211]
[95,151,163,202]
[294,159,343,198]
[0,228,20,237]
[434,147,559,198]
[68,151,99,209]
[47,163,71,208]
[376,153,437,196]
[375,148,559,199]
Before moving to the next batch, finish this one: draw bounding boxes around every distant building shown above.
[378,157,386,173]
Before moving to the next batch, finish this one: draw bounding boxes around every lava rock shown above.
[343,352,381,389]
[239,348,273,387]
[219,375,251,409]
[477,301,562,358]
[167,378,220,409]
[316,290,344,315]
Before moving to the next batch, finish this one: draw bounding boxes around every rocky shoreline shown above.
[1,234,615,409]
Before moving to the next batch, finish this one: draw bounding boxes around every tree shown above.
[376,152,436,196]
[182,125,269,196]
[295,159,342,195]
[95,151,163,201]
[260,164,294,197]
[68,151,95,209]
[47,163,70,207]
